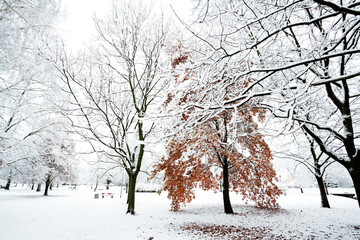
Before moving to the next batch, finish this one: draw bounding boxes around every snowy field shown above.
[0,186,359,240]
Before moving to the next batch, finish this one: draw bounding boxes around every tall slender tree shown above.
[52,0,167,214]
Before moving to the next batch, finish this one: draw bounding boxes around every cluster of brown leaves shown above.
[151,108,281,211]
[180,223,288,239]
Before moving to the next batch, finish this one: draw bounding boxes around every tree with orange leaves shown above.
[152,107,281,213]
[151,43,281,214]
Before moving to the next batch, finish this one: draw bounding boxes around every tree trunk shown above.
[4,177,11,190]
[36,183,42,192]
[126,173,137,215]
[125,118,145,214]
[44,175,51,196]
[349,166,360,207]
[94,176,99,192]
[222,162,234,214]
[315,175,330,208]
[50,183,53,191]
[313,156,330,208]
[31,182,35,190]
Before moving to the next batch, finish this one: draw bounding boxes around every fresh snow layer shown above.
[0,186,359,239]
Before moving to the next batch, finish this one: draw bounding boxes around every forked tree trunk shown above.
[222,160,234,214]
[127,173,138,215]
[36,183,42,192]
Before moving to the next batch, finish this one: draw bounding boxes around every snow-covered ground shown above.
[0,186,359,239]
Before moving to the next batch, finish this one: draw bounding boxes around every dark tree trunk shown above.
[349,166,360,207]
[4,177,11,190]
[222,161,234,214]
[31,182,35,190]
[213,118,233,214]
[125,119,145,215]
[50,183,53,191]
[315,175,330,208]
[312,145,330,208]
[36,183,42,192]
[44,175,51,196]
[338,158,360,207]
[126,173,137,215]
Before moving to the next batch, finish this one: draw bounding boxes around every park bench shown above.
[94,192,114,199]
[331,193,355,199]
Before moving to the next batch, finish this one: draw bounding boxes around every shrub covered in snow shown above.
[135,182,161,193]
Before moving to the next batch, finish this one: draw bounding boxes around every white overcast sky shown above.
[59,0,194,50]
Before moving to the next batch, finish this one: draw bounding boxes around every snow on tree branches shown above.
[151,42,281,213]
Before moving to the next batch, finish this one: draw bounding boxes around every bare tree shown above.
[53,0,167,214]
[275,128,335,208]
